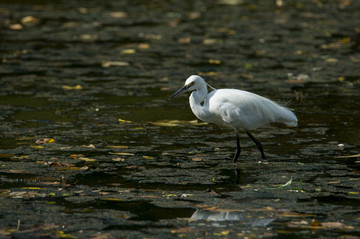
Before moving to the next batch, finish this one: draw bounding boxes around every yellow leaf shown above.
[81,144,95,148]
[164,194,177,197]
[105,145,129,149]
[110,11,127,18]
[139,43,150,49]
[208,59,221,64]
[70,154,84,158]
[110,152,134,156]
[341,37,351,44]
[112,158,125,162]
[280,178,292,188]
[150,121,179,127]
[58,166,89,171]
[338,76,345,82]
[349,192,358,195]
[325,58,338,63]
[121,49,136,54]
[198,71,217,76]
[149,120,207,127]
[203,38,220,45]
[118,118,132,123]
[31,145,44,149]
[102,61,129,67]
[334,153,360,158]
[79,157,97,162]
[9,24,23,30]
[21,16,39,24]
[62,85,83,90]
[21,187,42,190]
[102,198,123,201]
[143,155,154,159]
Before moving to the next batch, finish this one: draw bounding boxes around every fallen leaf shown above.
[101,198,123,201]
[109,152,134,156]
[57,166,88,171]
[325,58,338,63]
[62,85,83,90]
[79,157,97,162]
[9,24,23,30]
[280,178,292,188]
[327,180,341,184]
[70,154,85,158]
[102,61,129,67]
[138,43,150,49]
[121,49,136,54]
[248,207,277,212]
[321,221,352,229]
[110,11,127,18]
[214,230,230,236]
[171,227,193,233]
[141,195,162,199]
[81,144,95,148]
[149,119,207,127]
[278,209,314,217]
[36,138,55,144]
[112,158,125,162]
[203,38,220,45]
[178,37,191,44]
[208,59,221,64]
[143,155,154,159]
[334,153,360,158]
[118,118,132,123]
[105,145,129,149]
[21,16,39,24]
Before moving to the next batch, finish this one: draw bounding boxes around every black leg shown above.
[246,131,266,159]
[233,134,241,163]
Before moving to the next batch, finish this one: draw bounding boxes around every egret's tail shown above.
[280,107,298,127]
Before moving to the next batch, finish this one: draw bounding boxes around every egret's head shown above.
[169,75,205,99]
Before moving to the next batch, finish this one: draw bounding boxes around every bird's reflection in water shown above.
[235,168,241,184]
[190,209,274,227]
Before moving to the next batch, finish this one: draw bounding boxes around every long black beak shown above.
[169,85,189,100]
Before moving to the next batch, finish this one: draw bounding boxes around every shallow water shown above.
[1,0,359,238]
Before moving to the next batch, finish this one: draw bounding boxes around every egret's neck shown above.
[189,86,208,120]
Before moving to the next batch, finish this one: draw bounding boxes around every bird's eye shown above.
[189,82,195,86]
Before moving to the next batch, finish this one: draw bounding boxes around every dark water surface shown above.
[1,0,359,238]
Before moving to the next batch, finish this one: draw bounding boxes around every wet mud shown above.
[0,0,359,238]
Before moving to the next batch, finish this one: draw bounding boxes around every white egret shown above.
[169,75,298,162]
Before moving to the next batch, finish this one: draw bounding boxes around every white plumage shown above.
[170,75,298,162]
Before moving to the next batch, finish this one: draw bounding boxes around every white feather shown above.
[185,76,297,132]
